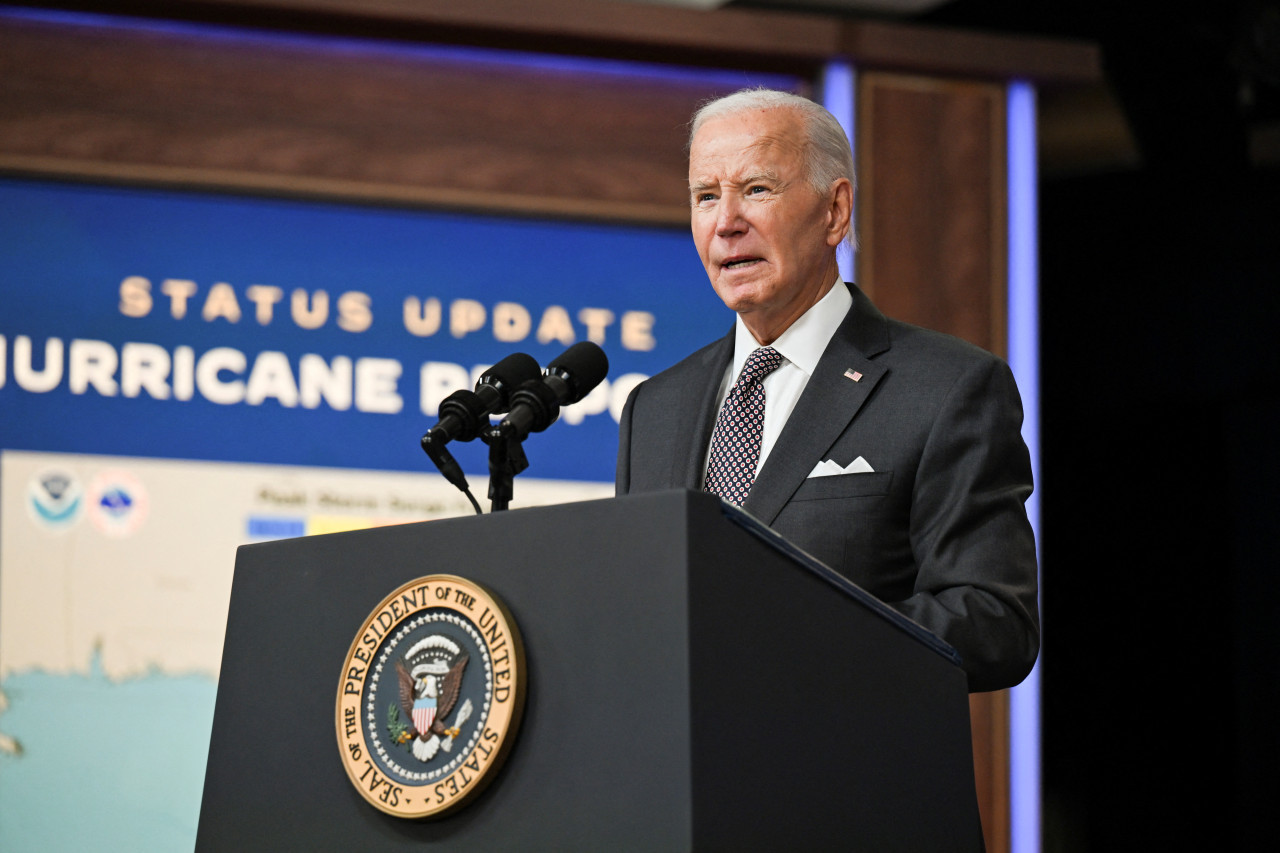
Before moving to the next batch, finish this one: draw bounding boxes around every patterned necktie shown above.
[703,346,784,506]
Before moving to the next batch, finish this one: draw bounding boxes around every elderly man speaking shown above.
[616,88,1038,693]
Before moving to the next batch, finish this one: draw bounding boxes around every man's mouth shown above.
[722,257,762,270]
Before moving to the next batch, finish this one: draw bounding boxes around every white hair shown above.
[688,88,856,197]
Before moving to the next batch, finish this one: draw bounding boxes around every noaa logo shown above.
[26,469,84,530]
[336,575,525,819]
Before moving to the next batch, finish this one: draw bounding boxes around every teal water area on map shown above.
[0,653,216,852]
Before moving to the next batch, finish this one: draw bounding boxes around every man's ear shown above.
[825,177,854,247]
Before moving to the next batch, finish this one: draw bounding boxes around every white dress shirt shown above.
[704,280,852,479]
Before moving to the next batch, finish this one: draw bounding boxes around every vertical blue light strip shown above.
[1006,79,1042,853]
[820,61,857,282]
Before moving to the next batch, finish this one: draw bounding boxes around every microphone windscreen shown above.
[547,342,609,403]
[479,352,542,400]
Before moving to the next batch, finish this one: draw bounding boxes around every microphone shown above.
[421,353,541,498]
[421,352,541,449]
[492,342,609,442]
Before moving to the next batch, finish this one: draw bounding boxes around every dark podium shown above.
[197,489,982,851]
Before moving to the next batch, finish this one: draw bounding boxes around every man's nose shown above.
[715,193,747,236]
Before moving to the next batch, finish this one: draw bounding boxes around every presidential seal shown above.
[336,575,525,819]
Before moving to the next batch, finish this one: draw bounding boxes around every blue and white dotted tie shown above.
[703,346,784,506]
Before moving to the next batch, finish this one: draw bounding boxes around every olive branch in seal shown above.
[386,702,411,746]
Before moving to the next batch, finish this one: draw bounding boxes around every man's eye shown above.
[746,185,767,195]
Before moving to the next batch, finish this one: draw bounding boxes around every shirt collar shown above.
[732,278,851,378]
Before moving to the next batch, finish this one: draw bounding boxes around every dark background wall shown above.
[920,1,1280,848]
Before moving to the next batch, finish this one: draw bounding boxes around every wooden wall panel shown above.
[0,14,803,223]
[971,690,1012,853]
[0,1,1101,82]
[856,72,1007,355]
[856,70,1012,853]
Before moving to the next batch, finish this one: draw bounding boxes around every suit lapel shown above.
[672,330,734,490]
[744,284,891,526]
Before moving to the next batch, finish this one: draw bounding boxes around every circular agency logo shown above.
[86,469,149,538]
[336,575,526,819]
[26,468,84,531]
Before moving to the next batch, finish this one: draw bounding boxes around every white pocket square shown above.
[807,456,874,478]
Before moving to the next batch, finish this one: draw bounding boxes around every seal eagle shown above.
[395,648,470,762]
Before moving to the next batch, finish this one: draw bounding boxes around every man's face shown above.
[688,107,847,344]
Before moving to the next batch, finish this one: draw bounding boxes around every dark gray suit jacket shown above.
[616,283,1039,692]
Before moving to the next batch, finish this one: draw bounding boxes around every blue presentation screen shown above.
[0,178,727,482]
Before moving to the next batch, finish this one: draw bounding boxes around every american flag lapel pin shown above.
[843,368,863,382]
